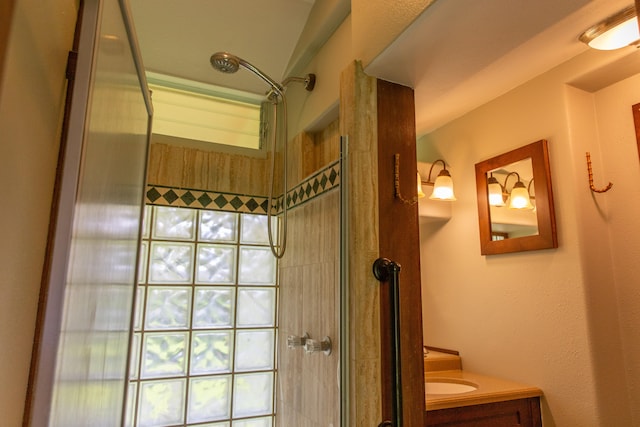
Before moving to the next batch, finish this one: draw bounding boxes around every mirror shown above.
[475,139,557,255]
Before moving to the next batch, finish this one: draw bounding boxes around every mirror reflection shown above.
[475,139,557,255]
[487,158,538,240]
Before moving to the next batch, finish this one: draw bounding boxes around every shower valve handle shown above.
[304,336,332,356]
[287,333,309,349]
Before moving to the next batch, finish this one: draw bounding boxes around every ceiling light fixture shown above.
[579,5,640,50]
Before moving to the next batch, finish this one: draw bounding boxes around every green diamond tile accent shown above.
[163,189,178,204]
[198,193,212,207]
[246,198,259,212]
[329,168,338,184]
[214,194,228,208]
[229,196,243,210]
[147,187,161,202]
[181,191,196,206]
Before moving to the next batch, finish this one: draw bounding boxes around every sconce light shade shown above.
[430,169,456,201]
[579,6,640,50]
[487,175,505,206]
[508,181,534,209]
[417,172,426,198]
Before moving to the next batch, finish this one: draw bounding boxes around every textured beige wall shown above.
[0,0,77,425]
[286,13,353,137]
[418,48,640,426]
[585,73,640,425]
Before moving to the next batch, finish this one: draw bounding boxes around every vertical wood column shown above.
[377,79,425,426]
[340,60,425,425]
[340,61,383,427]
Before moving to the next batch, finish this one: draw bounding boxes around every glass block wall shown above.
[127,205,278,427]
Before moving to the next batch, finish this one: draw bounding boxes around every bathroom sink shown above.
[426,379,478,395]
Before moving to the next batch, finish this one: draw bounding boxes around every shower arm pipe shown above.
[282,73,316,91]
[237,58,284,95]
[373,257,403,427]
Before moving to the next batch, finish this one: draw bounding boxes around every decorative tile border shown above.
[145,185,270,213]
[146,160,340,214]
[286,160,340,209]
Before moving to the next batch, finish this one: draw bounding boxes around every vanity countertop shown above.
[425,369,543,411]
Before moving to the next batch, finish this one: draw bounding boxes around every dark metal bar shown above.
[373,257,403,427]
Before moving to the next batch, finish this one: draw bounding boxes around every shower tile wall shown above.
[276,119,341,427]
[146,124,343,427]
[277,192,340,426]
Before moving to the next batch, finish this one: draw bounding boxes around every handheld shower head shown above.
[210,51,283,95]
[210,52,240,73]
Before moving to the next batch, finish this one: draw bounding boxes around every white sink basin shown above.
[426,379,478,395]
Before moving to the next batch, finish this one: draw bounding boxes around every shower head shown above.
[210,51,284,95]
[210,52,240,74]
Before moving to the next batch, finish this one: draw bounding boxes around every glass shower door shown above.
[26,0,152,425]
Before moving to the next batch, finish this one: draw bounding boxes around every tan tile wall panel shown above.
[277,190,341,427]
[305,119,341,178]
[340,61,382,426]
[288,121,340,189]
[287,132,309,187]
[147,141,270,196]
[276,113,341,427]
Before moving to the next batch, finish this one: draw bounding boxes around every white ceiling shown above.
[130,0,319,95]
[130,0,637,136]
[366,0,635,134]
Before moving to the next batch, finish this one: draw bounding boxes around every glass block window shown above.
[128,206,278,427]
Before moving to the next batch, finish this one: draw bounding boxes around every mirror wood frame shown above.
[475,139,558,255]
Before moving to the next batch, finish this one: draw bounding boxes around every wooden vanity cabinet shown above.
[425,396,541,427]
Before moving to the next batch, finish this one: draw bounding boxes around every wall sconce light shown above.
[579,5,640,50]
[394,155,455,204]
[417,172,426,198]
[488,171,534,210]
[421,159,456,201]
[487,173,506,206]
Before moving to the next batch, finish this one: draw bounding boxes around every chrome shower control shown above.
[304,336,332,356]
[287,332,309,349]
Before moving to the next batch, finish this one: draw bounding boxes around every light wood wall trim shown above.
[340,60,383,426]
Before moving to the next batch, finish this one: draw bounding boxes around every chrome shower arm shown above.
[282,74,316,91]
[237,59,284,95]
